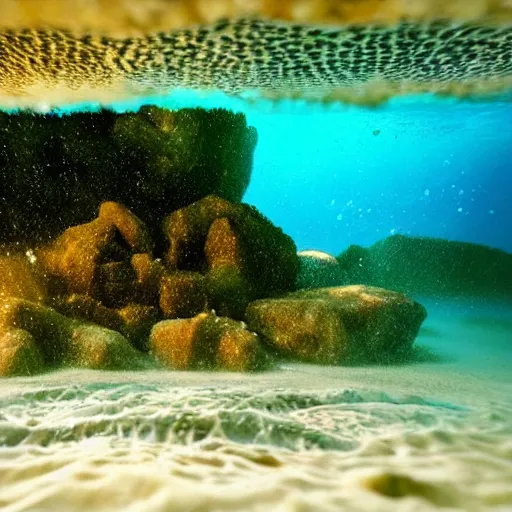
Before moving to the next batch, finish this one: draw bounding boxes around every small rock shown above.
[0,298,73,365]
[296,250,346,289]
[151,313,207,370]
[214,317,270,372]
[159,272,209,319]
[0,297,148,371]
[150,312,269,371]
[53,295,160,352]
[66,324,149,370]
[246,285,427,365]
[37,217,117,296]
[245,299,348,364]
[0,328,45,376]
[36,201,152,300]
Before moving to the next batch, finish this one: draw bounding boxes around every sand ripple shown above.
[0,379,511,511]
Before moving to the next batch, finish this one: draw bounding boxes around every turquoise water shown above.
[51,91,512,253]
[1,91,511,511]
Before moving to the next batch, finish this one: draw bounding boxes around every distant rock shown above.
[0,107,257,244]
[296,250,345,289]
[150,312,270,372]
[245,285,427,365]
[338,235,512,300]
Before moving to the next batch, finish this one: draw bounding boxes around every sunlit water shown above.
[1,93,511,511]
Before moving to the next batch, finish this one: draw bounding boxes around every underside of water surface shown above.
[1,2,512,511]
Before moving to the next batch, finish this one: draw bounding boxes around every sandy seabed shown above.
[0,299,511,512]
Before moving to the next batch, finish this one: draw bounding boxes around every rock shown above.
[246,285,427,365]
[245,298,348,364]
[36,201,150,301]
[0,329,45,376]
[150,314,206,370]
[336,244,377,285]
[52,294,160,352]
[296,250,345,289]
[0,107,257,244]
[163,195,299,313]
[95,261,138,307]
[99,201,153,254]
[159,272,209,319]
[51,294,125,334]
[205,267,252,320]
[338,235,512,301]
[66,324,149,370]
[36,217,117,296]
[117,303,161,351]
[215,317,270,372]
[0,297,147,371]
[130,253,165,306]
[150,312,269,372]
[205,217,243,270]
[0,254,46,302]
[0,298,73,365]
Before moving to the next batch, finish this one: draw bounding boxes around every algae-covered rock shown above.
[117,303,161,352]
[0,328,45,377]
[0,107,257,244]
[338,235,512,301]
[0,254,47,302]
[130,253,165,306]
[36,201,151,301]
[246,298,348,364]
[164,195,299,317]
[150,312,269,372]
[246,285,427,365]
[66,324,148,370]
[159,271,209,319]
[51,294,126,333]
[0,297,148,373]
[296,250,345,290]
[51,294,160,352]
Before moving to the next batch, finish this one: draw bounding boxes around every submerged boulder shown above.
[0,254,47,303]
[0,107,257,244]
[0,297,148,375]
[338,235,512,301]
[0,328,45,377]
[296,250,345,290]
[164,195,299,317]
[246,285,427,365]
[150,312,270,372]
[36,200,150,299]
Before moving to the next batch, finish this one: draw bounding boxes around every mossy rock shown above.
[0,107,257,244]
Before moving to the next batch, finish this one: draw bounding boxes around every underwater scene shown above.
[1,2,512,511]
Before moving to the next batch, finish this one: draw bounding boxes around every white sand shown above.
[0,299,511,511]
